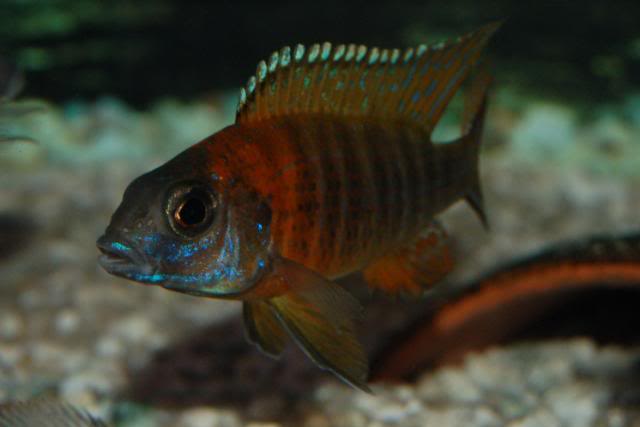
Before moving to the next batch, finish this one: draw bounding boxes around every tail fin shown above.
[461,64,492,229]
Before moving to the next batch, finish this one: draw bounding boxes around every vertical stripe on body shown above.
[355,123,375,255]
[257,116,466,278]
[327,119,349,272]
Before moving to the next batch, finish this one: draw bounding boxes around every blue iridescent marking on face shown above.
[258,259,265,269]
[132,272,167,284]
[111,241,131,253]
[219,233,235,259]
[134,271,203,285]
[132,262,243,288]
[140,234,161,257]
[132,232,214,265]
[256,223,264,233]
[220,264,241,280]
[165,237,215,263]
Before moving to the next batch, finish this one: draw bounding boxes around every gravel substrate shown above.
[308,340,640,427]
[1,92,639,426]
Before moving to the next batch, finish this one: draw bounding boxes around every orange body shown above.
[204,115,472,280]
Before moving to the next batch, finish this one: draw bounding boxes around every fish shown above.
[0,399,108,427]
[97,22,500,391]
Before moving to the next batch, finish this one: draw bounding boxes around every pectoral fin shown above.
[251,257,370,391]
[363,221,455,296]
[243,300,288,357]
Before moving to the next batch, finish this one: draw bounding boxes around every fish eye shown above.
[166,183,217,238]
[175,196,207,227]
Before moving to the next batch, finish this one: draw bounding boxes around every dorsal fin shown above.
[236,21,501,133]
[461,61,493,135]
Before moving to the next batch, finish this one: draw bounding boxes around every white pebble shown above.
[55,309,80,335]
[0,311,23,339]
[177,407,240,427]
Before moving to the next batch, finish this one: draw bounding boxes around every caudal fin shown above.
[460,64,492,229]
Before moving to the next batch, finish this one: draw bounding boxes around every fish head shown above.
[97,145,273,298]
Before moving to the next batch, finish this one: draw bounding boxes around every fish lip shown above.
[96,235,154,279]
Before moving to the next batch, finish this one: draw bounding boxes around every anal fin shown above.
[363,221,455,296]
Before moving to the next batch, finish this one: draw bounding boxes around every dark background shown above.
[2,0,639,106]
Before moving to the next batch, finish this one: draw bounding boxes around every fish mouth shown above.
[96,235,154,280]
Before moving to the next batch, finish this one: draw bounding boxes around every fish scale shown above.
[215,116,468,279]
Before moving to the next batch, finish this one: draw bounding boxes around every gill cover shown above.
[152,176,274,297]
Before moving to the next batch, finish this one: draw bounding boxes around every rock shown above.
[54,308,80,335]
[511,103,577,162]
[0,310,24,340]
[94,336,125,358]
[177,407,241,427]
[304,340,640,426]
[59,361,126,404]
[0,343,24,368]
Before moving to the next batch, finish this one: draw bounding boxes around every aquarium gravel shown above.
[1,91,640,426]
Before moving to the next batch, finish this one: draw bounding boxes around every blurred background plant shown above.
[1,0,639,106]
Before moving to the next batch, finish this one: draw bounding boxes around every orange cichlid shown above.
[97,22,500,391]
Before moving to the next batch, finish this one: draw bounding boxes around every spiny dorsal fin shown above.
[236,21,501,133]
[462,61,493,136]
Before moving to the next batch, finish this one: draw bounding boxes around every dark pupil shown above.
[177,197,206,226]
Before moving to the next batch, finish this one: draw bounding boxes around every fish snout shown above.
[96,234,152,278]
